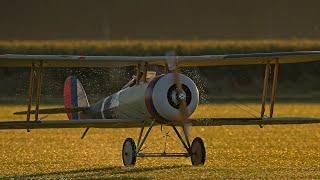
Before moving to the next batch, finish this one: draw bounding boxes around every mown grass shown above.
[1,39,320,55]
[0,103,320,178]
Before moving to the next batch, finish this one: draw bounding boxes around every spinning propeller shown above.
[166,51,189,121]
[166,51,192,139]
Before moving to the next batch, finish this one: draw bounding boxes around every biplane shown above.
[1,51,320,166]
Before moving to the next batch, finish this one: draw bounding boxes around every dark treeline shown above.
[0,0,320,40]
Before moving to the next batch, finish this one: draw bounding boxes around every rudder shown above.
[64,76,89,120]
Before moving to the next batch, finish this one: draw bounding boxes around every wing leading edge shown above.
[1,51,320,67]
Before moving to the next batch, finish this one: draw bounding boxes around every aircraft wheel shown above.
[190,137,206,166]
[122,138,137,166]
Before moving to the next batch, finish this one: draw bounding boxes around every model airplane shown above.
[1,51,320,166]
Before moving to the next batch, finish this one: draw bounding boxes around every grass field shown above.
[0,103,320,179]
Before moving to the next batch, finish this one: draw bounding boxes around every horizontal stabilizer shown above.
[14,107,89,115]
[187,117,320,126]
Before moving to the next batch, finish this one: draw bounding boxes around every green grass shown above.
[1,39,320,55]
[0,103,320,178]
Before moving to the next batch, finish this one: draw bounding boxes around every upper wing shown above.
[177,51,320,66]
[0,54,165,67]
[1,51,320,67]
[187,117,320,126]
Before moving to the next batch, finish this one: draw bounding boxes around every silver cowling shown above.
[145,73,199,123]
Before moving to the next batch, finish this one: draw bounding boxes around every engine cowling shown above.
[145,73,199,123]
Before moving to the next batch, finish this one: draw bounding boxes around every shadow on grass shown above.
[5,165,190,179]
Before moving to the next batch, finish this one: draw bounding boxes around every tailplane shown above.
[64,76,90,120]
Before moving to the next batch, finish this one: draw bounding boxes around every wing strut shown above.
[270,60,280,118]
[34,61,43,121]
[26,61,44,132]
[26,63,35,128]
[260,60,280,119]
[260,61,270,118]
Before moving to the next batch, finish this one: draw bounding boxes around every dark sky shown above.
[0,0,320,39]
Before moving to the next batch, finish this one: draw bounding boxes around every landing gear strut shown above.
[121,120,206,166]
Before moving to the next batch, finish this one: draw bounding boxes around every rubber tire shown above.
[122,138,137,166]
[190,137,206,166]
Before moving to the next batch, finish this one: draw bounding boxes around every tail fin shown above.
[64,76,89,120]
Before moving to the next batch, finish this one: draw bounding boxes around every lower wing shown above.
[1,117,320,130]
[0,119,147,129]
[187,117,320,126]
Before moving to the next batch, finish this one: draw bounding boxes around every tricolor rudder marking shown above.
[64,76,89,120]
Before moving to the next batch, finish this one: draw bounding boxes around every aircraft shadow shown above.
[5,165,189,179]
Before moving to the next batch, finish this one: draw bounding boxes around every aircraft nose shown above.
[178,92,187,101]
[145,73,199,123]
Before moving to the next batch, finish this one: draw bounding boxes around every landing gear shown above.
[122,138,137,166]
[121,120,206,166]
[190,137,206,166]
